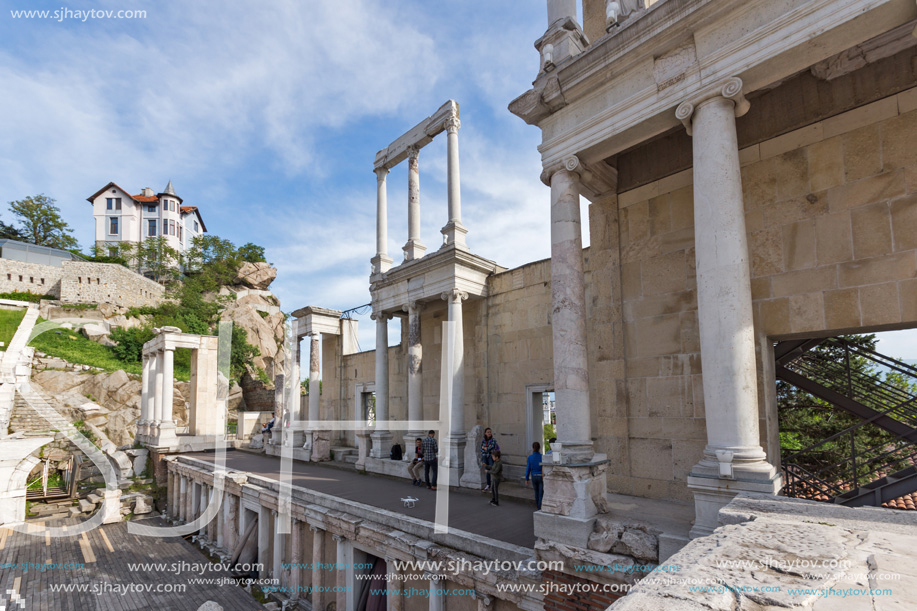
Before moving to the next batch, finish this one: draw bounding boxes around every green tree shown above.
[8,194,78,249]
[137,236,180,284]
[237,242,266,263]
[0,218,23,240]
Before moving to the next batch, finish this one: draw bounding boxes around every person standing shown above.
[421,430,439,490]
[525,442,544,510]
[408,438,424,486]
[480,427,499,491]
[485,450,503,506]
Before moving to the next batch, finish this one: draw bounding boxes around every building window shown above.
[115,198,122,210]
[41,278,45,285]
[148,219,157,237]
[163,220,168,235]
[29,277,33,283]
[18,275,22,282]
[108,247,117,257]
[106,198,113,210]
[169,220,175,236]
[5,274,9,280]
[147,205,155,213]
[109,217,119,235]
[179,226,183,241]
[194,221,199,232]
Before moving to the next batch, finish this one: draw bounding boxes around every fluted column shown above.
[373,167,393,274]
[287,329,305,447]
[441,289,467,481]
[403,147,426,261]
[548,158,593,464]
[272,510,284,583]
[371,311,392,458]
[158,347,177,445]
[404,302,424,449]
[308,334,320,425]
[441,116,468,248]
[153,350,163,427]
[677,77,781,538]
[387,556,404,611]
[428,573,445,611]
[258,505,271,578]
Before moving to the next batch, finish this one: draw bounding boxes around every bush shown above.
[0,291,55,303]
[109,327,155,363]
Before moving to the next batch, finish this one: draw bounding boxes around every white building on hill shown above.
[87,180,207,256]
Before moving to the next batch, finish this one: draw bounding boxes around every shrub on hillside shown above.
[109,327,155,363]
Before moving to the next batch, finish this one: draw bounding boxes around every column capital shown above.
[440,289,468,304]
[402,301,425,313]
[332,533,346,542]
[309,524,324,533]
[374,166,390,181]
[675,77,750,136]
[540,154,582,184]
[444,116,461,134]
[473,591,493,606]
[370,310,392,322]
[407,145,420,161]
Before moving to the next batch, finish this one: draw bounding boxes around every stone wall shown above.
[0,259,63,297]
[59,261,163,308]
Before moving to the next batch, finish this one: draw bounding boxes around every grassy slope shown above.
[0,308,26,347]
[29,319,190,380]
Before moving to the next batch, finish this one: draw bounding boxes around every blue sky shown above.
[1,0,914,360]
[0,0,558,351]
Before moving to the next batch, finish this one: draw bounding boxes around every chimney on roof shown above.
[141,187,154,197]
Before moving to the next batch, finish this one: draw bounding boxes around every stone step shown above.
[78,499,96,513]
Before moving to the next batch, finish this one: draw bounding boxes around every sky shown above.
[0,0,914,361]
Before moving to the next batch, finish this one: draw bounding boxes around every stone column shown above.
[290,518,303,599]
[403,147,426,261]
[199,483,210,539]
[427,573,444,611]
[178,476,187,522]
[191,481,201,524]
[139,354,150,437]
[441,116,468,248]
[386,556,404,611]
[676,77,781,537]
[308,334,329,461]
[404,301,424,449]
[215,488,225,548]
[534,157,609,551]
[334,534,354,611]
[288,331,305,447]
[258,505,271,579]
[548,159,593,464]
[371,312,393,458]
[441,289,468,482]
[272,510,284,583]
[158,347,178,445]
[223,494,237,553]
[547,0,576,25]
[167,471,176,518]
[311,526,326,611]
[153,350,163,431]
[373,167,393,274]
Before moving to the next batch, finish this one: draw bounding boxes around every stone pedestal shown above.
[355,432,371,470]
[311,430,331,462]
[536,458,609,548]
[100,489,123,524]
[370,431,394,460]
[459,426,484,489]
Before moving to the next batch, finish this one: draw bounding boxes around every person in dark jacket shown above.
[408,438,424,486]
[525,442,544,509]
[480,427,499,491]
[421,430,438,490]
[485,450,503,506]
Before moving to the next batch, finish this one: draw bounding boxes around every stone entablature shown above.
[167,456,545,611]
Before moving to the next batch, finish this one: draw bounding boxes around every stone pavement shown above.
[186,449,539,549]
[0,516,263,611]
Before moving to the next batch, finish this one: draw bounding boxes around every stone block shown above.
[761,122,822,160]
[668,186,693,230]
[774,149,809,201]
[621,261,642,299]
[843,124,882,182]
[764,194,828,226]
[641,251,686,296]
[827,169,906,213]
[750,276,771,300]
[851,201,893,259]
[633,314,682,357]
[782,219,816,271]
[838,252,916,287]
[789,293,825,334]
[882,109,917,171]
[741,158,777,210]
[891,193,917,251]
[901,279,917,322]
[629,417,663,439]
[629,438,673,481]
[807,136,845,192]
[815,212,853,265]
[646,376,688,419]
[749,227,784,277]
[824,288,860,331]
[859,283,900,328]
[771,266,836,298]
[624,201,649,243]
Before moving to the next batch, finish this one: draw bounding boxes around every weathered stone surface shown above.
[311,430,331,462]
[233,261,276,290]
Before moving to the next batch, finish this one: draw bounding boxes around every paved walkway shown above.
[0,516,263,611]
[186,450,538,549]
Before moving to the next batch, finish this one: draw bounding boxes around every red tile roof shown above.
[133,195,158,203]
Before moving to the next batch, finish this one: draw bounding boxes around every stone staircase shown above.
[8,389,59,434]
[331,446,358,465]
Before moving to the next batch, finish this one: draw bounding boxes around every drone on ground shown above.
[401,497,419,508]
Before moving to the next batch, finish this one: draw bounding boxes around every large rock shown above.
[80,323,110,342]
[233,262,276,290]
[221,300,284,378]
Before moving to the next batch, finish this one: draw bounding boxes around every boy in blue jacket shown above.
[525,442,544,510]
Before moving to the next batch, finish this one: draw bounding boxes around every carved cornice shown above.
[675,77,749,136]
